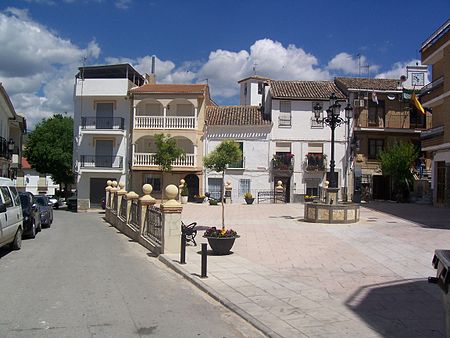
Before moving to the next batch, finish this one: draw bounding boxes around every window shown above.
[410,106,426,129]
[368,100,385,127]
[239,179,251,196]
[279,101,291,127]
[243,84,247,96]
[144,174,161,192]
[305,179,321,196]
[228,142,244,168]
[0,187,13,207]
[208,178,223,200]
[258,82,264,94]
[368,139,384,159]
[9,186,20,206]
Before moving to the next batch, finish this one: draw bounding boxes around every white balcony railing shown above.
[134,116,196,129]
[133,153,195,167]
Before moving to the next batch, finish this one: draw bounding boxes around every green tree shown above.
[24,114,74,194]
[378,142,418,202]
[204,140,242,229]
[153,133,185,199]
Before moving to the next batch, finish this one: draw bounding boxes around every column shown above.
[160,184,182,254]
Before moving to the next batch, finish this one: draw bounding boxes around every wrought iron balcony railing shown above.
[81,117,125,130]
[271,153,294,170]
[80,155,123,168]
[305,153,326,171]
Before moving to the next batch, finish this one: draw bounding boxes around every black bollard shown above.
[201,243,207,278]
[180,231,186,264]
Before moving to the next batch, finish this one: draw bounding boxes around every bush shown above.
[244,192,253,199]
[181,184,189,196]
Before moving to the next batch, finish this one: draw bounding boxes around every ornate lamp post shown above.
[313,93,353,193]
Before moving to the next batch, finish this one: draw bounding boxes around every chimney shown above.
[145,55,156,84]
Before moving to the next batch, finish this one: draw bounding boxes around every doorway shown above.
[184,174,199,202]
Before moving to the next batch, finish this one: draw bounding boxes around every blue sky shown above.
[0,0,448,128]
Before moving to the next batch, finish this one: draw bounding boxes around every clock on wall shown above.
[411,72,424,86]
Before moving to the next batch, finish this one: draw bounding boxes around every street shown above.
[0,209,264,338]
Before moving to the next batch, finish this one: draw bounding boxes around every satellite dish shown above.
[400,75,407,82]
[387,94,396,101]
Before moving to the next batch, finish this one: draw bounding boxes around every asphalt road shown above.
[0,209,265,338]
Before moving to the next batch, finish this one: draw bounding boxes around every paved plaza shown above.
[160,201,450,337]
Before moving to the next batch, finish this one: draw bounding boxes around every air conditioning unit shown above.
[353,99,365,107]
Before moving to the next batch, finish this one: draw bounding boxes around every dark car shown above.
[67,195,77,211]
[18,192,41,238]
[34,195,53,227]
[46,195,64,209]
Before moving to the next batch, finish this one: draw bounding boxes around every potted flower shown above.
[193,194,206,203]
[244,192,254,204]
[209,198,218,206]
[180,183,189,204]
[203,140,242,254]
[304,195,318,203]
[203,226,239,255]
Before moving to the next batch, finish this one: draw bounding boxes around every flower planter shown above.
[245,197,255,205]
[205,236,239,255]
[304,198,314,203]
[180,195,188,204]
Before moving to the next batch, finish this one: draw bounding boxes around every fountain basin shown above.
[304,202,360,223]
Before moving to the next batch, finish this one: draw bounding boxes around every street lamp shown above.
[313,93,353,190]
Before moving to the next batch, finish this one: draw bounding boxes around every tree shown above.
[153,133,185,199]
[378,142,418,202]
[24,114,74,194]
[203,140,242,229]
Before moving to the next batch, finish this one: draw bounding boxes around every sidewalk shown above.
[160,202,449,337]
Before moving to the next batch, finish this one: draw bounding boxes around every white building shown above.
[205,105,272,202]
[73,64,145,210]
[17,158,58,195]
[238,77,350,202]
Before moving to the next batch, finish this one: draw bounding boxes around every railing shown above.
[134,116,196,129]
[272,153,294,170]
[420,76,444,96]
[305,153,325,171]
[143,205,162,245]
[111,194,118,214]
[129,199,139,231]
[80,155,123,168]
[119,197,127,220]
[133,153,195,167]
[81,117,125,130]
[257,191,286,204]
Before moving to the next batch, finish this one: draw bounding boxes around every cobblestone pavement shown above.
[160,201,450,337]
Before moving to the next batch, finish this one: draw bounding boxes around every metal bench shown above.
[181,221,197,246]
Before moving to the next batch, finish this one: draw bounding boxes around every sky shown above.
[0,0,448,129]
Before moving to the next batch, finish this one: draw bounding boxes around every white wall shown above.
[239,80,263,106]
[205,126,272,201]
[21,169,59,195]
[74,78,131,96]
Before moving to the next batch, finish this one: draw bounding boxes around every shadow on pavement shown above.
[363,201,450,229]
[0,246,12,259]
[346,279,445,337]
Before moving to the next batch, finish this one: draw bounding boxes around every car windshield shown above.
[19,194,30,207]
[35,196,47,206]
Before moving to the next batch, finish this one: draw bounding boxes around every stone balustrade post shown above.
[105,180,112,209]
[160,184,182,254]
[139,184,156,236]
[117,182,127,216]
[126,191,139,224]
[275,180,284,203]
[110,180,118,210]
[178,179,185,203]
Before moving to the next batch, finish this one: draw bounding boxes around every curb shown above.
[158,254,281,338]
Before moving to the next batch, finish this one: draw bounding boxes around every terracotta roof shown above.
[269,80,346,100]
[130,83,208,94]
[206,106,271,126]
[335,77,402,92]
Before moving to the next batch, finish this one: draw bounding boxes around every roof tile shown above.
[335,77,402,91]
[206,106,271,126]
[269,80,346,100]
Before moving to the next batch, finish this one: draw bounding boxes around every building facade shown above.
[73,64,145,210]
[129,83,211,200]
[420,19,450,206]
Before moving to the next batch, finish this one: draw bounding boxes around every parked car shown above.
[18,192,41,238]
[67,195,77,211]
[34,195,53,228]
[47,195,64,209]
[0,178,23,250]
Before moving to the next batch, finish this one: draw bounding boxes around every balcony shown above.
[271,153,294,172]
[81,117,125,131]
[0,137,11,160]
[80,155,123,169]
[420,76,444,104]
[133,153,195,167]
[305,153,326,171]
[134,116,196,129]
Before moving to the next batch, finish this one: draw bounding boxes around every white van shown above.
[0,178,23,250]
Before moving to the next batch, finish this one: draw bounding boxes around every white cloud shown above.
[375,59,427,81]
[115,0,132,9]
[327,52,380,76]
[0,8,100,128]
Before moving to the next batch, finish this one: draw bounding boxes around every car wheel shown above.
[30,222,36,239]
[11,227,22,250]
